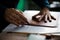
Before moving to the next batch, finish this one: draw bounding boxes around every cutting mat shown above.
[23,10,59,28]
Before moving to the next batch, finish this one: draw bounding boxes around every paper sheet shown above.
[23,10,59,28]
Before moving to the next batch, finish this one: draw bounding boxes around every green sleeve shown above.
[16,0,25,11]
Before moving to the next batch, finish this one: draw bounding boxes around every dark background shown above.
[27,0,60,11]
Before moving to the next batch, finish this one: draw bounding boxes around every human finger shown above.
[5,15,20,26]
[5,8,29,24]
[51,15,56,20]
[44,15,47,23]
[15,10,29,23]
[48,14,52,22]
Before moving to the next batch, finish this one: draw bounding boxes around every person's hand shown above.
[4,8,28,26]
[32,7,56,23]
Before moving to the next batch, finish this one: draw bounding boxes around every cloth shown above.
[16,0,25,11]
[32,0,50,8]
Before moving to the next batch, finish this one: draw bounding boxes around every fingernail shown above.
[36,16,41,18]
[49,20,52,22]
[44,21,47,23]
[54,19,56,20]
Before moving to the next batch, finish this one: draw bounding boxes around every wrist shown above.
[41,7,49,11]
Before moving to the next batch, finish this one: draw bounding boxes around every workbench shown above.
[2,10,60,40]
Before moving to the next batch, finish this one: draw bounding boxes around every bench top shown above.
[2,10,60,34]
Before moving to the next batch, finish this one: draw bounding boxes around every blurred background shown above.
[26,0,60,11]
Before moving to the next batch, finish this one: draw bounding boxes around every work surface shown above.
[3,10,60,34]
[23,10,59,28]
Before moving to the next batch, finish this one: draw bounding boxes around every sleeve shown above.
[32,0,50,8]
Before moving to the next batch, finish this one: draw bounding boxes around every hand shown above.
[32,7,56,23]
[4,8,28,26]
